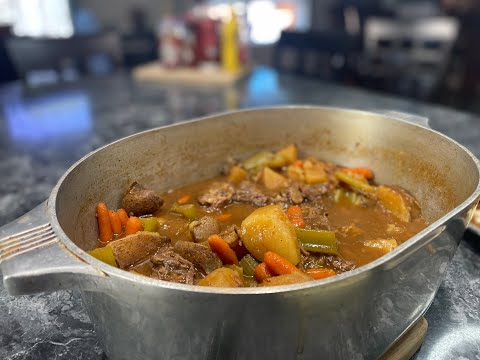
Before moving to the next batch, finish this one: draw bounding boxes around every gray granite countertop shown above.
[0,67,479,359]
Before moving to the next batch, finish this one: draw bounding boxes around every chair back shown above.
[273,30,360,81]
[363,17,458,97]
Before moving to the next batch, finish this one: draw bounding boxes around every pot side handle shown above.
[0,201,105,296]
[372,110,430,129]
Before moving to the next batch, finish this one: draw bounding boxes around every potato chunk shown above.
[287,165,305,182]
[276,144,298,165]
[376,186,411,222]
[260,272,312,287]
[240,205,301,265]
[262,167,289,190]
[303,160,328,184]
[364,239,398,256]
[228,166,247,184]
[197,267,243,287]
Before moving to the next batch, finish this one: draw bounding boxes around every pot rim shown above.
[47,105,480,295]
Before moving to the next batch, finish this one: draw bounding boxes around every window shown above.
[0,0,14,25]
[208,0,311,45]
[1,0,73,38]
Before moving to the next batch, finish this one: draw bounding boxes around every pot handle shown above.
[0,201,105,295]
[372,110,430,129]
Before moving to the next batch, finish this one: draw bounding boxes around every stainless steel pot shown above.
[1,107,479,360]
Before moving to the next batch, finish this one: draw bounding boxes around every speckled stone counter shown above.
[0,68,479,359]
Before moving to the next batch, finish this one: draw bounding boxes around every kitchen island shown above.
[0,67,478,359]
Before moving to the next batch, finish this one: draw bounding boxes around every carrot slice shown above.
[117,208,129,227]
[96,203,113,243]
[108,210,122,234]
[306,268,336,280]
[286,205,305,228]
[293,160,304,168]
[208,235,239,265]
[341,167,373,180]
[125,216,143,235]
[177,195,191,205]
[255,262,273,282]
[287,205,303,218]
[263,251,301,275]
[216,213,232,222]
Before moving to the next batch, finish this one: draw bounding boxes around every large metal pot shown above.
[1,107,479,360]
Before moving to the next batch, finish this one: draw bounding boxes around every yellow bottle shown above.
[221,8,240,73]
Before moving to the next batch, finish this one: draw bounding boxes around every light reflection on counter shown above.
[244,66,287,106]
[425,324,480,359]
[3,89,92,142]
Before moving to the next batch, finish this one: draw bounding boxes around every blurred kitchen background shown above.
[1,0,480,111]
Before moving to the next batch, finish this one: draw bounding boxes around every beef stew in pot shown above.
[88,145,428,287]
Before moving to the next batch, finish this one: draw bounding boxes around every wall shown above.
[310,0,337,31]
[73,0,333,65]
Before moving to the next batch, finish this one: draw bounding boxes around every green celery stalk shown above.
[296,228,338,255]
[88,246,118,267]
[267,153,287,168]
[226,264,244,277]
[242,151,274,170]
[170,203,197,220]
[140,217,159,232]
[335,171,375,193]
[238,254,258,277]
[334,188,345,203]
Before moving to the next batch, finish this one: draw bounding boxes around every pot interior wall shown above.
[53,108,479,251]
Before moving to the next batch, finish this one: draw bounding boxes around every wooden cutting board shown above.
[132,62,249,87]
[381,317,428,360]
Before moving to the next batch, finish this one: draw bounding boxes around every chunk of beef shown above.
[281,186,305,205]
[270,193,289,208]
[197,182,234,208]
[324,255,355,273]
[233,181,269,206]
[173,241,222,274]
[108,232,170,269]
[304,254,355,273]
[300,204,331,230]
[151,248,195,284]
[219,224,240,247]
[122,182,164,216]
[299,183,333,202]
[189,216,220,243]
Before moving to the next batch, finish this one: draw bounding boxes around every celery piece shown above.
[239,254,258,277]
[242,151,274,170]
[88,246,118,267]
[170,203,197,220]
[335,171,375,193]
[334,188,364,206]
[267,153,287,168]
[296,228,338,255]
[140,217,159,232]
[334,189,345,203]
[345,192,365,206]
[226,264,244,278]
